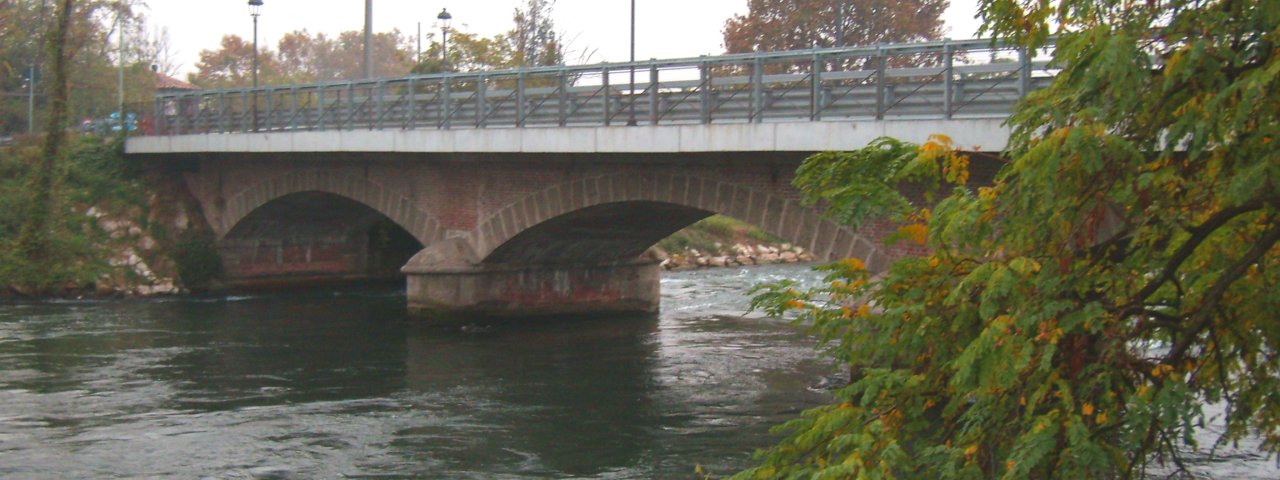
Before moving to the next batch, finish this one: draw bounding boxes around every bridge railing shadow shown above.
[142,38,1057,137]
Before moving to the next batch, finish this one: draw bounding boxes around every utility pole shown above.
[117,8,125,123]
[363,0,373,78]
[836,0,846,47]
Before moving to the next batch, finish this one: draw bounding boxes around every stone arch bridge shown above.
[127,120,1006,319]
[125,39,1038,319]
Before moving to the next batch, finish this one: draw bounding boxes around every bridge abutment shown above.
[402,257,660,322]
[400,238,660,321]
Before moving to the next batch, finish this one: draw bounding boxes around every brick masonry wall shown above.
[177,151,1002,278]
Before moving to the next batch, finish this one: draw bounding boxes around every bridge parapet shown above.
[142,38,1053,137]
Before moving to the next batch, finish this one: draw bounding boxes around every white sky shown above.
[142,0,984,76]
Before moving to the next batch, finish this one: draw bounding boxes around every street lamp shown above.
[248,0,263,89]
[249,0,263,132]
[437,8,452,71]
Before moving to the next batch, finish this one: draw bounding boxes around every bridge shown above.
[125,38,1051,320]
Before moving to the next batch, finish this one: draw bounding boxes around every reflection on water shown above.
[0,264,1274,478]
[0,265,833,478]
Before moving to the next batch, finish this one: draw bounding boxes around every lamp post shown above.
[248,0,263,132]
[116,7,125,127]
[363,0,372,78]
[248,0,262,89]
[437,8,452,71]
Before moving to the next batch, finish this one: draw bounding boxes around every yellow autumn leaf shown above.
[898,223,928,245]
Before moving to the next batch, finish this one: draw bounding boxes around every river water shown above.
[0,264,836,478]
[1,264,1274,478]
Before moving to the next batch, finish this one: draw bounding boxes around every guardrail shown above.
[144,38,1054,136]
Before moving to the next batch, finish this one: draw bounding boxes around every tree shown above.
[412,31,510,74]
[16,0,73,277]
[187,35,277,89]
[191,29,416,88]
[739,0,1278,478]
[723,0,947,54]
[503,0,563,68]
[0,0,159,134]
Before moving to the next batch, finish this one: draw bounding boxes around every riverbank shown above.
[655,215,816,270]
[0,134,215,300]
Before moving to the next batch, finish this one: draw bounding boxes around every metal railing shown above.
[142,38,1055,137]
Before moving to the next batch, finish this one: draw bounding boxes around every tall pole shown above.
[117,10,124,121]
[627,0,636,125]
[249,0,262,132]
[836,0,846,47]
[363,0,373,78]
[417,21,422,65]
[251,14,259,88]
[437,9,452,72]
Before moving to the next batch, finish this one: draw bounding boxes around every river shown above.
[1,264,1275,478]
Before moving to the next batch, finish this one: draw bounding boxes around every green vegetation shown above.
[659,215,782,255]
[0,135,135,293]
[171,230,221,290]
[741,0,1278,478]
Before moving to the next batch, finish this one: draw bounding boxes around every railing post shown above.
[242,90,250,132]
[875,46,886,120]
[1018,46,1031,99]
[517,72,526,127]
[153,97,164,135]
[558,70,568,127]
[602,66,611,126]
[477,75,487,128]
[316,85,326,130]
[290,86,299,130]
[346,82,355,130]
[751,55,763,123]
[265,87,274,131]
[218,92,227,133]
[441,76,452,129]
[649,63,659,125]
[699,59,711,124]
[810,51,822,121]
[407,78,416,129]
[943,40,954,119]
[375,80,385,130]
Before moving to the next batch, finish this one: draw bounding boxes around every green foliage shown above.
[172,230,221,290]
[0,136,122,293]
[740,0,1279,478]
[0,134,150,294]
[658,215,779,254]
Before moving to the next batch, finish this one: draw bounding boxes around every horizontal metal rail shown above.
[142,38,1056,136]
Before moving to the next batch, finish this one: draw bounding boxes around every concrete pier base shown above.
[401,240,660,321]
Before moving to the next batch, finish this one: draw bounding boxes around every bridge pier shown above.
[400,239,660,322]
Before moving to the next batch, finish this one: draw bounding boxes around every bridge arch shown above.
[218,169,446,247]
[469,172,890,272]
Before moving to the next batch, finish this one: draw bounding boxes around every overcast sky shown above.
[142,0,985,76]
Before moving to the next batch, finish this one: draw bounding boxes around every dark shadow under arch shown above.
[220,192,424,285]
[485,201,713,264]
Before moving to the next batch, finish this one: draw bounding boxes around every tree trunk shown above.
[17,0,73,279]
